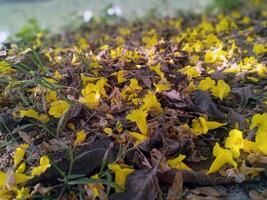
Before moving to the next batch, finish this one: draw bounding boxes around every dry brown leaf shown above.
[249,190,265,200]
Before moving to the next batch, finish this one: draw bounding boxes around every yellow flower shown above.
[116,121,123,133]
[87,174,104,198]
[241,16,250,24]
[80,92,100,108]
[191,117,225,135]
[142,92,163,115]
[15,173,32,185]
[225,129,244,158]
[253,63,266,78]
[216,17,230,32]
[208,143,237,174]
[121,78,142,100]
[204,49,226,64]
[54,70,62,80]
[0,60,16,75]
[48,100,70,118]
[143,34,158,48]
[74,130,87,147]
[103,127,113,136]
[129,79,142,91]
[19,109,49,123]
[16,163,26,174]
[154,82,171,93]
[247,76,259,82]
[150,64,165,80]
[78,37,88,49]
[255,131,267,155]
[14,144,29,167]
[250,113,267,133]
[243,140,259,153]
[80,74,99,85]
[128,131,148,145]
[45,90,57,103]
[16,187,30,200]
[180,66,200,80]
[0,171,6,186]
[0,171,31,187]
[108,163,134,192]
[186,81,197,91]
[253,44,267,54]
[80,78,107,108]
[211,80,231,100]
[44,77,58,84]
[116,70,127,84]
[0,188,11,200]
[224,129,260,156]
[82,78,107,97]
[67,122,76,131]
[126,108,148,135]
[31,156,51,177]
[167,154,191,171]
[204,34,222,47]
[198,77,215,91]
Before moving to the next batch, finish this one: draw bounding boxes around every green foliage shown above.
[15,18,47,43]
[208,0,244,12]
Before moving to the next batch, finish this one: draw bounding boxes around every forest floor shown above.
[0,1,267,200]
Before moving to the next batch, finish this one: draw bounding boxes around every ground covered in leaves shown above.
[0,1,267,200]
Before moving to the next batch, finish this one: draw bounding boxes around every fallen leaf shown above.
[109,167,159,200]
[194,90,225,118]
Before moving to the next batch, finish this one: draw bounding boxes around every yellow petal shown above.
[142,92,163,115]
[31,156,51,177]
[16,187,30,199]
[167,154,191,171]
[79,92,100,108]
[117,70,127,84]
[211,80,231,100]
[19,109,49,123]
[192,117,209,134]
[54,70,62,80]
[253,44,267,54]
[243,140,259,153]
[44,77,58,84]
[0,171,6,187]
[255,131,267,155]
[225,129,243,158]
[150,64,165,80]
[206,121,225,130]
[103,127,113,136]
[198,77,215,91]
[45,90,57,103]
[74,130,87,147]
[14,144,29,167]
[128,131,148,145]
[250,113,267,132]
[0,60,16,74]
[154,83,171,93]
[129,79,142,91]
[48,100,70,118]
[108,164,134,192]
[208,143,237,174]
[15,173,32,184]
[191,117,225,135]
[180,66,200,79]
[126,108,148,135]
[16,163,26,174]
[67,122,76,131]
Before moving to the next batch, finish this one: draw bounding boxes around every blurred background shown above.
[0,0,212,42]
